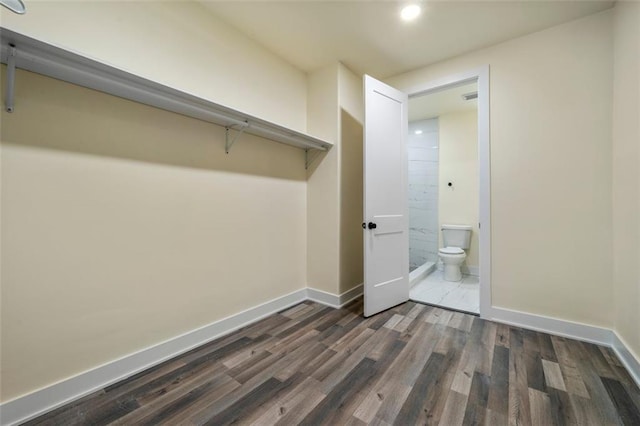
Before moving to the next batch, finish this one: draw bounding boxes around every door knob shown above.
[368,222,377,230]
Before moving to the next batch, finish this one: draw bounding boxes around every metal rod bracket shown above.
[225,121,249,154]
[305,149,322,170]
[5,44,17,113]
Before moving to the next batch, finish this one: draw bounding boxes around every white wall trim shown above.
[435,262,479,277]
[489,307,640,387]
[306,287,341,308]
[405,65,492,320]
[611,331,640,388]
[2,285,637,425]
[339,284,364,306]
[461,265,479,276]
[0,288,308,426]
[489,306,612,345]
[0,283,367,426]
[306,284,364,309]
[409,262,436,285]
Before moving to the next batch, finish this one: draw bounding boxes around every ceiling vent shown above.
[461,91,478,101]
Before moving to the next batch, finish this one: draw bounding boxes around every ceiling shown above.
[200,0,613,79]
[409,81,478,121]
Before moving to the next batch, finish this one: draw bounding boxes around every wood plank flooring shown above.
[24,299,640,425]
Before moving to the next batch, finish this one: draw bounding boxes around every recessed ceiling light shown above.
[414,129,423,135]
[400,4,421,21]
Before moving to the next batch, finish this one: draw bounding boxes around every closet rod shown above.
[0,28,333,155]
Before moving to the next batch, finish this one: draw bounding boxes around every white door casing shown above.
[405,65,490,317]
[363,75,409,317]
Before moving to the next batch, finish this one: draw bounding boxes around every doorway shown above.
[407,81,480,314]
[363,66,490,318]
[405,67,491,317]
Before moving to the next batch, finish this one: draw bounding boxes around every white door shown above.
[363,75,409,317]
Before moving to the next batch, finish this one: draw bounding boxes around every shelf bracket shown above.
[225,121,249,154]
[305,149,322,170]
[5,44,17,113]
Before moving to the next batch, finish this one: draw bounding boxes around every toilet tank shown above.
[442,224,472,249]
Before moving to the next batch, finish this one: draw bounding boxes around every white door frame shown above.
[405,65,491,318]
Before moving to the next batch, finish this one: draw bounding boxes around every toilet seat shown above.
[439,246,464,255]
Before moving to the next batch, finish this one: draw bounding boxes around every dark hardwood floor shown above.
[24,299,640,425]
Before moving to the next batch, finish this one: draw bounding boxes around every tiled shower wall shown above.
[408,118,439,271]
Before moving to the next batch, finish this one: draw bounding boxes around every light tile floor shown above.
[410,271,480,314]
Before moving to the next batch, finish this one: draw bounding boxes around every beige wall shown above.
[338,64,364,294]
[0,69,308,402]
[2,0,636,407]
[339,64,364,124]
[438,110,479,269]
[306,64,340,294]
[387,11,614,327]
[0,1,322,402]
[612,1,640,361]
[339,111,363,293]
[0,1,308,132]
[307,63,364,295]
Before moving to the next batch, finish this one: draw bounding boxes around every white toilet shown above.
[439,224,472,282]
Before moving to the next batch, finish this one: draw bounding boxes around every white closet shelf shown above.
[0,28,333,157]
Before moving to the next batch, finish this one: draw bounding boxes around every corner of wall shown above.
[338,65,364,294]
[338,63,364,124]
[611,0,640,364]
[306,64,340,295]
[305,63,366,296]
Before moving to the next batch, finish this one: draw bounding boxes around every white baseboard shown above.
[338,284,364,306]
[611,331,640,388]
[2,286,637,425]
[306,287,340,308]
[409,262,435,285]
[0,285,366,426]
[306,284,363,309]
[0,288,308,426]
[488,306,612,346]
[461,265,479,276]
[488,306,640,387]
[436,262,479,277]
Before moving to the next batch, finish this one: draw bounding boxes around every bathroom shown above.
[407,82,480,314]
